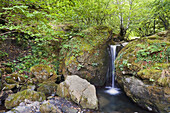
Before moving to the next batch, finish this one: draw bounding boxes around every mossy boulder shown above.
[5,89,46,109]
[115,32,170,113]
[30,64,57,83]
[60,26,113,86]
[37,81,58,95]
[2,73,29,91]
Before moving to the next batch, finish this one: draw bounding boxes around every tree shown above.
[151,0,169,30]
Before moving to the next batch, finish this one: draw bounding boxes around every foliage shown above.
[0,51,8,58]
[135,42,168,67]
[0,0,169,77]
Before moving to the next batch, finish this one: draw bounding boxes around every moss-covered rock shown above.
[30,64,57,83]
[40,101,60,113]
[2,73,29,91]
[5,89,46,109]
[37,81,58,95]
[115,32,170,113]
[60,26,113,86]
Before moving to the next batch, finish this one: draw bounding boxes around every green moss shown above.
[137,69,161,80]
[5,89,46,109]
[3,83,16,90]
[157,77,169,87]
[30,64,52,73]
[116,34,169,86]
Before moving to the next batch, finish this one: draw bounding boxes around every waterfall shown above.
[105,45,120,95]
[110,45,116,88]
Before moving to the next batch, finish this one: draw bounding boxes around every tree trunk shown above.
[119,25,126,41]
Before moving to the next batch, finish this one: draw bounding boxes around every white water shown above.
[105,45,120,95]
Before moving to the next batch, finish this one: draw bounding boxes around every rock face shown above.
[60,26,113,86]
[57,75,98,110]
[115,32,170,113]
[5,89,46,109]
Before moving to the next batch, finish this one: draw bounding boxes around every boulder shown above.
[59,26,113,86]
[30,64,57,83]
[57,75,98,109]
[5,89,46,109]
[37,81,58,95]
[115,33,170,113]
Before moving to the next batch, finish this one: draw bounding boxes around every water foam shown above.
[105,87,120,95]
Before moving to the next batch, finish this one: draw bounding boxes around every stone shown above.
[40,101,62,113]
[5,89,46,109]
[0,90,13,105]
[6,101,40,113]
[30,64,57,83]
[59,26,113,86]
[61,106,78,113]
[115,32,170,113]
[57,75,98,110]
[37,81,58,95]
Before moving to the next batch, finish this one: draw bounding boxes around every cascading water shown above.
[105,45,120,95]
[97,44,152,113]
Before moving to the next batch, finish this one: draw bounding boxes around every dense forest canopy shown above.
[0,0,169,74]
[0,0,169,39]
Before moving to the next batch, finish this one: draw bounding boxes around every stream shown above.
[97,86,153,113]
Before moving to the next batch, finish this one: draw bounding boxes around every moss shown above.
[37,81,58,95]
[116,33,169,86]
[3,83,16,90]
[153,63,170,69]
[157,77,169,87]
[137,69,161,80]
[147,35,159,39]
[5,89,46,109]
[146,39,170,46]
[30,64,52,73]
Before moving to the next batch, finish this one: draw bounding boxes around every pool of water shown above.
[97,87,153,113]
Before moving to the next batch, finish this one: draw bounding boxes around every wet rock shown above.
[5,89,46,109]
[57,75,98,109]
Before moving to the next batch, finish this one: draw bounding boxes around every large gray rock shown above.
[57,75,98,110]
